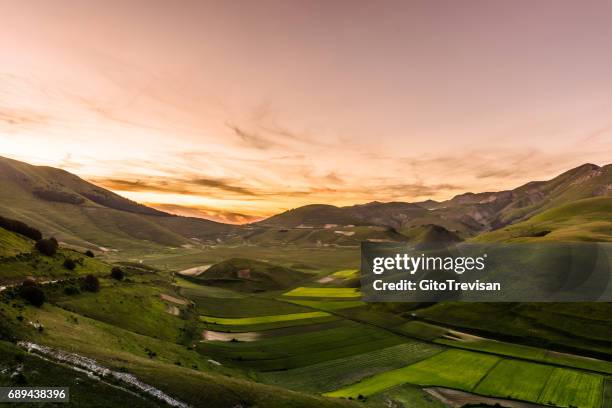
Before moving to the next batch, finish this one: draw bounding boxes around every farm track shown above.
[18,341,190,408]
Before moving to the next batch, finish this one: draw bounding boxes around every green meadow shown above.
[199,311,331,325]
[325,349,500,398]
[283,287,361,298]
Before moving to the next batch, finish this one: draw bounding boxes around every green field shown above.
[604,379,612,408]
[325,349,499,398]
[260,341,443,392]
[285,299,366,311]
[199,311,331,325]
[57,282,186,342]
[395,321,449,340]
[283,287,361,298]
[331,269,359,278]
[538,368,603,408]
[199,321,405,371]
[474,359,553,402]
[413,302,612,356]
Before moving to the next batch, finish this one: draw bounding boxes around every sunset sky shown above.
[1,1,611,223]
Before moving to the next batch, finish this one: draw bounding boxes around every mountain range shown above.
[0,155,610,252]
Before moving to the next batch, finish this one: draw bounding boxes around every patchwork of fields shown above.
[188,267,612,408]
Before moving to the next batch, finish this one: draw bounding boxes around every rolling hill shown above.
[190,258,310,292]
[1,156,610,253]
[473,196,612,243]
[257,163,612,239]
[0,156,236,252]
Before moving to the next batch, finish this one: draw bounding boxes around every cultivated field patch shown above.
[331,269,359,278]
[283,287,361,298]
[199,311,330,325]
[474,359,553,402]
[198,321,404,371]
[259,341,443,392]
[537,368,603,408]
[284,299,366,311]
[325,349,499,398]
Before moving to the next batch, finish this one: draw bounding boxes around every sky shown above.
[1,0,611,223]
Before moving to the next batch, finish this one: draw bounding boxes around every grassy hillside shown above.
[398,224,463,247]
[473,197,612,242]
[191,258,310,292]
[0,156,236,252]
[0,225,111,285]
[0,224,32,257]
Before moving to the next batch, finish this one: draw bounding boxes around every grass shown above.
[474,359,553,402]
[259,341,443,392]
[0,247,111,285]
[284,299,366,311]
[283,287,361,298]
[604,379,612,408]
[199,311,331,325]
[190,293,310,317]
[537,368,603,408]
[5,301,354,408]
[199,321,405,371]
[363,384,447,408]
[473,197,612,243]
[414,302,612,357]
[0,341,159,408]
[191,258,309,292]
[331,269,359,278]
[325,349,499,398]
[436,338,547,360]
[396,321,448,340]
[57,281,186,342]
[437,336,612,375]
[0,226,32,257]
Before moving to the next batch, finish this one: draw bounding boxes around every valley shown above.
[0,157,611,408]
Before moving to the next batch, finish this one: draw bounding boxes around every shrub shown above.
[20,284,45,307]
[0,216,42,241]
[84,250,95,258]
[12,372,27,385]
[81,275,100,292]
[63,258,77,270]
[110,267,125,281]
[32,188,85,205]
[63,286,80,296]
[35,238,58,256]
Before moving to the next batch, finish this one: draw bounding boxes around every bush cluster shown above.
[0,216,42,241]
[35,238,58,256]
[19,281,45,307]
[110,267,125,281]
[81,274,100,292]
[63,258,77,270]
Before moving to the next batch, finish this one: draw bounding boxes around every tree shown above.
[20,283,45,307]
[35,238,58,256]
[63,258,77,270]
[81,274,100,292]
[0,215,42,241]
[110,267,125,281]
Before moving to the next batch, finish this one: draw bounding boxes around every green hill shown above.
[257,164,611,239]
[473,197,612,242]
[398,224,463,247]
[0,226,111,286]
[0,156,236,252]
[191,258,310,292]
[0,224,33,257]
